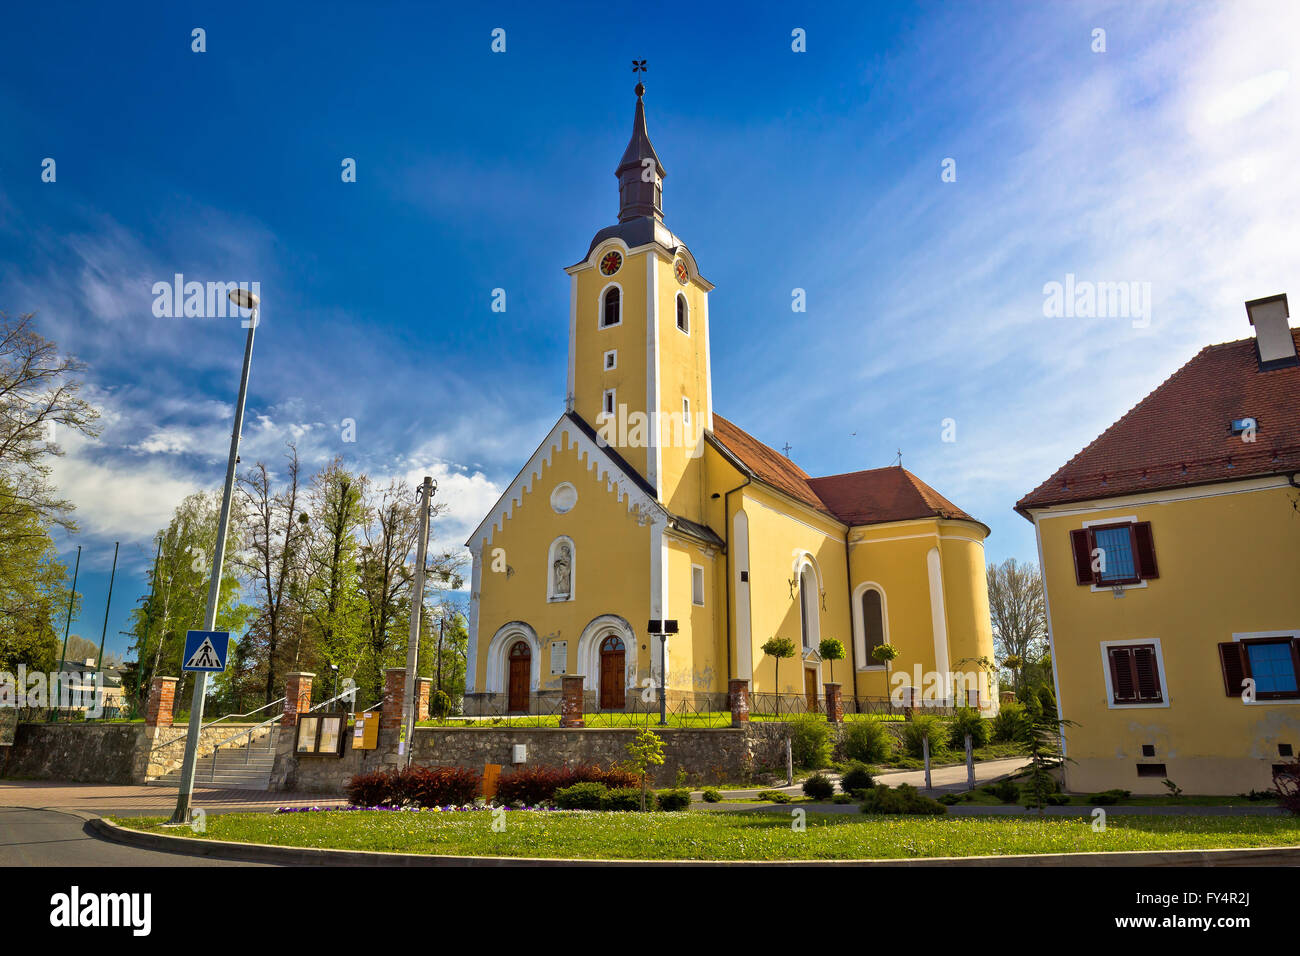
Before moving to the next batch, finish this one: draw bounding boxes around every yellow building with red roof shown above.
[1017,294,1300,793]
[464,84,995,717]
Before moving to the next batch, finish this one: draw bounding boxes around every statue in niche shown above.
[553,543,572,598]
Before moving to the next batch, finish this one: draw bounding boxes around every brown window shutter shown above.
[1133,645,1162,701]
[1218,641,1247,697]
[1109,647,1137,702]
[1070,529,1094,585]
[1133,521,1158,579]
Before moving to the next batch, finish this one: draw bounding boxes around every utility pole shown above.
[401,476,435,766]
[52,545,81,721]
[169,290,259,825]
[95,541,119,669]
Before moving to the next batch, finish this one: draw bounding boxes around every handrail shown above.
[210,686,358,754]
[203,696,285,729]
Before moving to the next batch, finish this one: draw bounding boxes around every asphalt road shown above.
[0,807,273,867]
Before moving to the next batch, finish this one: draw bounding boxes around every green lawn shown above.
[112,809,1300,861]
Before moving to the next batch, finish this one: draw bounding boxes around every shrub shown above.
[832,793,854,805]
[947,707,990,749]
[938,793,961,806]
[345,770,393,807]
[701,788,721,803]
[757,789,792,804]
[1272,761,1300,816]
[344,766,481,808]
[1046,793,1070,806]
[860,783,947,816]
[841,719,892,764]
[984,778,1021,804]
[494,763,636,807]
[655,788,691,811]
[1087,789,1131,805]
[788,713,833,770]
[394,765,481,807]
[991,702,1031,743]
[802,772,835,800]
[839,761,875,794]
[601,787,645,812]
[902,715,946,758]
[554,782,608,810]
[430,689,453,718]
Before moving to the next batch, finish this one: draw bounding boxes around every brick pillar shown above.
[559,675,585,728]
[824,682,844,723]
[729,678,750,727]
[381,668,406,730]
[281,672,314,727]
[415,677,432,722]
[144,676,178,727]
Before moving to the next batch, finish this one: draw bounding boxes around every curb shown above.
[86,813,1300,867]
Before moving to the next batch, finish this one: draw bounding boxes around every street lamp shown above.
[647,619,678,726]
[169,288,260,825]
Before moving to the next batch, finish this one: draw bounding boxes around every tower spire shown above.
[616,67,665,223]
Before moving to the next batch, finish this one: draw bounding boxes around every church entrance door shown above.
[804,668,819,713]
[507,641,531,712]
[599,635,626,710]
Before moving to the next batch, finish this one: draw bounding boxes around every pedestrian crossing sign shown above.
[183,630,230,672]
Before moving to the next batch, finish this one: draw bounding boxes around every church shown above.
[465,82,997,717]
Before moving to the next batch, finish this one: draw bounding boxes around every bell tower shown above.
[564,81,714,523]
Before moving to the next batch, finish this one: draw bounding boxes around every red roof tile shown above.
[711,414,981,528]
[808,467,978,526]
[1016,329,1300,515]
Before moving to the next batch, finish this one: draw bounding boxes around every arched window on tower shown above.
[676,293,689,333]
[601,286,621,327]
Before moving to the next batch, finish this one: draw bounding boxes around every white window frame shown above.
[1098,638,1169,710]
[1231,630,1300,706]
[676,292,690,334]
[691,564,705,606]
[682,397,691,426]
[598,281,623,329]
[604,349,617,370]
[852,581,888,670]
[602,388,616,417]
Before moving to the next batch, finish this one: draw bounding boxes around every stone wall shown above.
[273,722,796,795]
[0,723,151,784]
[0,721,278,784]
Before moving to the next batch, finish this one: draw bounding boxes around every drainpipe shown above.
[843,526,858,706]
[721,475,752,685]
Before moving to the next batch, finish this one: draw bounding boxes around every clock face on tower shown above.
[674,260,689,284]
[600,251,623,276]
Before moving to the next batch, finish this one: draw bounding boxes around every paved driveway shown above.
[0,780,345,816]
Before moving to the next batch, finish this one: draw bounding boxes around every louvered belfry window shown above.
[1107,644,1163,704]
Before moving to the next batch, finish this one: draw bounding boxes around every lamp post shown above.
[169,288,259,825]
[647,619,677,726]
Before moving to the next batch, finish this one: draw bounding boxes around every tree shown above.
[761,636,797,706]
[871,642,899,697]
[127,491,251,709]
[356,479,424,702]
[818,637,845,687]
[236,444,310,704]
[302,461,369,693]
[0,313,100,537]
[987,558,1047,694]
[625,727,665,811]
[0,484,69,675]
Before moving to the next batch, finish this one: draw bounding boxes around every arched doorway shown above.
[599,635,626,710]
[507,640,531,712]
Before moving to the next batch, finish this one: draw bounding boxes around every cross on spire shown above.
[782,443,792,457]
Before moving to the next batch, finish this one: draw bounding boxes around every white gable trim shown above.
[465,415,666,551]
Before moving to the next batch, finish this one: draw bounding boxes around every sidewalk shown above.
[0,780,344,816]
[697,755,1030,800]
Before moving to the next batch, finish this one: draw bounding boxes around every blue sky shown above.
[2,1,1296,661]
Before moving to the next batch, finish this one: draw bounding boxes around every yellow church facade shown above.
[465,83,996,716]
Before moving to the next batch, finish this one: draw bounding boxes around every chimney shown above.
[1245,293,1297,369]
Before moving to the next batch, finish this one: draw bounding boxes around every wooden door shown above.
[804,668,818,713]
[600,636,626,710]
[507,641,530,712]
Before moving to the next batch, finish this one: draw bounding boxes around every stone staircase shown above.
[148,728,278,791]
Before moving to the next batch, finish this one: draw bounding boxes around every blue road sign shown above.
[182,630,230,672]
